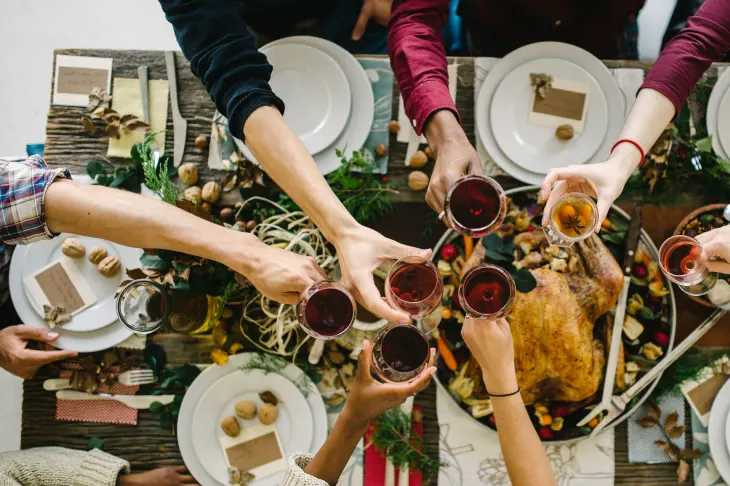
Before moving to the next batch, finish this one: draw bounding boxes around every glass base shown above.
[679,272,719,296]
[542,226,574,248]
[416,303,443,334]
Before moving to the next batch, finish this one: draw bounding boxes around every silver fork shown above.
[138,65,160,168]
[43,369,156,391]
[588,308,726,437]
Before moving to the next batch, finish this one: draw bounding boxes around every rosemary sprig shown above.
[371,408,445,479]
[139,133,180,205]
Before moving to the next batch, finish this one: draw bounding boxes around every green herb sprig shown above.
[138,133,180,204]
[371,408,445,479]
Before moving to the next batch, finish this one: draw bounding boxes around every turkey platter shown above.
[433,188,675,442]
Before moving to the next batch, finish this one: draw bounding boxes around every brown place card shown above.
[533,88,586,121]
[220,424,286,480]
[53,55,112,107]
[681,356,730,426]
[528,77,590,133]
[23,259,97,317]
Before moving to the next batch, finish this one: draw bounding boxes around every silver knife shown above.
[165,51,187,167]
[56,390,175,409]
[579,205,643,427]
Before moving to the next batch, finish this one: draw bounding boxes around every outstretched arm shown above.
[462,317,556,486]
[541,0,730,223]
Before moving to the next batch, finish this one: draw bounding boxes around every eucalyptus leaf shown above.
[87,437,105,451]
[143,343,166,377]
[601,232,627,246]
[481,233,505,251]
[140,253,173,271]
[640,306,662,321]
[511,268,537,293]
[484,249,513,263]
[149,401,166,413]
[87,160,107,179]
[694,136,713,153]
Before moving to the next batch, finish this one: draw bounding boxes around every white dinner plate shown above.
[178,353,328,486]
[716,88,730,162]
[709,379,730,483]
[192,370,313,485]
[9,244,133,352]
[490,58,608,174]
[234,36,374,176]
[21,234,140,332]
[477,42,624,185]
[707,68,730,161]
[237,43,351,163]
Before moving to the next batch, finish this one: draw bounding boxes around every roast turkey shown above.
[462,230,626,405]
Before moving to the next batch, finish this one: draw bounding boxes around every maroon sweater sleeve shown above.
[641,0,730,115]
[388,0,458,135]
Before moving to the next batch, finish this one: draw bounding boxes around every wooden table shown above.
[27,48,730,485]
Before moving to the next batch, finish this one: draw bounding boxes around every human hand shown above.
[352,0,391,41]
[241,238,327,305]
[461,317,518,395]
[540,146,639,230]
[119,466,198,486]
[698,225,730,273]
[334,225,431,324]
[0,325,77,379]
[341,339,436,426]
[423,110,483,220]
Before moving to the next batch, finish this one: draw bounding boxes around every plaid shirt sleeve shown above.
[0,156,72,245]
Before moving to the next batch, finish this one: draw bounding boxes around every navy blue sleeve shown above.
[158,0,285,141]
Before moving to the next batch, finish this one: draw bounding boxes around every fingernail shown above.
[47,331,59,339]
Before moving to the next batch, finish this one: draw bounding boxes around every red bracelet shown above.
[611,139,645,167]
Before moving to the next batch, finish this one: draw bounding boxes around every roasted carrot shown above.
[435,332,457,371]
[463,236,474,260]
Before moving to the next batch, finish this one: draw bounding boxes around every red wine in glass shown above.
[659,235,717,296]
[458,265,516,319]
[371,323,430,383]
[444,175,506,237]
[297,281,356,339]
[386,256,443,318]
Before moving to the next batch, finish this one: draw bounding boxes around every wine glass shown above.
[458,264,516,319]
[371,323,430,383]
[116,279,169,334]
[659,235,718,296]
[543,192,598,247]
[444,175,507,237]
[385,256,443,333]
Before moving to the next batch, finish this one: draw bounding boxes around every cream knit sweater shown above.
[0,449,340,486]
[0,447,129,486]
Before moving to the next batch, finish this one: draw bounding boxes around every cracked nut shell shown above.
[88,246,108,264]
[61,238,86,258]
[97,255,121,278]
[178,163,199,186]
[184,186,202,205]
[202,181,221,203]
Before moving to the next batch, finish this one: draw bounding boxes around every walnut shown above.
[61,238,86,258]
[201,202,212,213]
[555,124,574,140]
[235,401,257,420]
[375,144,388,157]
[219,207,234,221]
[184,186,202,205]
[202,181,221,203]
[408,171,429,191]
[178,163,199,186]
[409,150,428,169]
[221,416,241,437]
[88,246,108,264]
[258,403,278,425]
[97,255,121,277]
[388,120,400,134]
[194,134,209,149]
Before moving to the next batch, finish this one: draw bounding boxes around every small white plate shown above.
[9,245,133,352]
[192,369,313,485]
[709,378,730,483]
[238,43,351,162]
[476,42,624,185]
[716,89,730,161]
[490,58,608,174]
[234,36,374,176]
[21,234,139,332]
[178,353,328,486]
[707,68,730,161]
